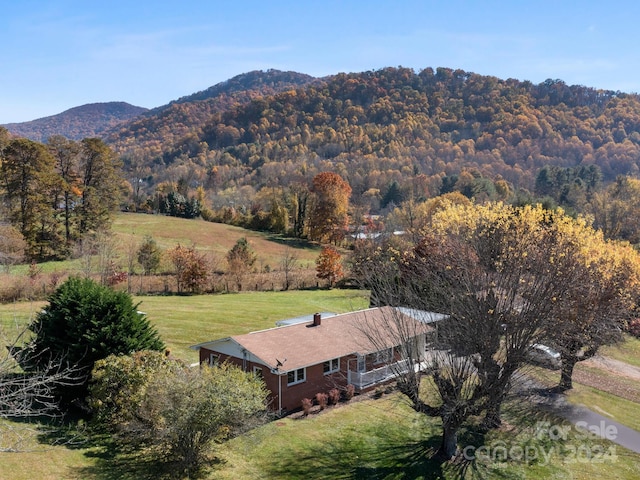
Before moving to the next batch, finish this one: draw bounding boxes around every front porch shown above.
[347,358,412,391]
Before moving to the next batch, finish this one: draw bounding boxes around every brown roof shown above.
[201,306,432,371]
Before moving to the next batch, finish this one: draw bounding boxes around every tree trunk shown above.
[439,421,459,459]
[559,357,576,391]
[483,401,502,430]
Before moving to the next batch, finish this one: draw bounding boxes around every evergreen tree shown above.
[23,277,164,402]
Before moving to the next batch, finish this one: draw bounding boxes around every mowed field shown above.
[112,212,322,270]
[8,212,322,277]
[0,289,370,362]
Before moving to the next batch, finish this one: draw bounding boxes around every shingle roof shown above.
[196,306,433,371]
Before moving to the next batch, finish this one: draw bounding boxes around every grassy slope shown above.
[112,212,321,269]
[10,212,321,275]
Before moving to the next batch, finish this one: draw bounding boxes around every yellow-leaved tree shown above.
[352,200,640,459]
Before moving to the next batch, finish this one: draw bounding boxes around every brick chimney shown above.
[313,312,321,326]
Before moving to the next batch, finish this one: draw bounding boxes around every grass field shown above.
[7,211,321,280]
[0,289,371,361]
[112,212,321,270]
[1,289,639,479]
[601,335,640,368]
[135,289,370,360]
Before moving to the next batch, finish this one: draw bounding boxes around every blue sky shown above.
[2,0,640,124]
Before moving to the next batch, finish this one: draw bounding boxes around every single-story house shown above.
[191,306,436,413]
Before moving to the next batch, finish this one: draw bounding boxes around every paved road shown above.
[552,400,640,454]
[524,382,640,454]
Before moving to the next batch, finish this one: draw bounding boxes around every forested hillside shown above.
[107,67,640,212]
[2,102,147,142]
[104,70,317,164]
[4,66,640,263]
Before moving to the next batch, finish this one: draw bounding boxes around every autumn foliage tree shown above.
[352,201,639,458]
[167,244,210,294]
[0,138,58,259]
[0,135,123,261]
[308,172,351,244]
[545,221,640,390]
[315,245,343,287]
[226,237,257,291]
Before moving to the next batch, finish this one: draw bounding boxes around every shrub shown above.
[344,384,355,401]
[328,388,341,405]
[316,392,328,410]
[628,318,640,338]
[301,397,313,416]
[119,362,268,477]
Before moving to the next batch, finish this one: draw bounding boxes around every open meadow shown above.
[0,213,325,301]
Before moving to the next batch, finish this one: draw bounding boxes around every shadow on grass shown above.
[33,419,177,480]
[257,428,507,480]
[262,435,443,479]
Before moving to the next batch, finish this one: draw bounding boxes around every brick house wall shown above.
[199,346,354,412]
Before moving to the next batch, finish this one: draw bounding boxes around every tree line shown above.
[0,129,123,261]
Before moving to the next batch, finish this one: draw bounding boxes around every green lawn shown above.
[134,289,370,360]
[0,289,370,362]
[203,392,640,480]
[601,335,640,368]
[1,291,640,479]
[6,393,635,480]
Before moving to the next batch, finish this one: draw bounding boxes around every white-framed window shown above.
[374,348,392,364]
[209,353,219,366]
[287,368,306,386]
[253,366,263,378]
[323,358,340,374]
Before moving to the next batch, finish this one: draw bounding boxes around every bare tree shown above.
[353,203,599,459]
[74,228,121,285]
[280,245,298,291]
[1,323,83,452]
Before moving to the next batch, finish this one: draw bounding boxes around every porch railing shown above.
[347,358,411,391]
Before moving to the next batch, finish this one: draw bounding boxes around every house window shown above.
[374,348,392,364]
[253,366,263,378]
[209,353,219,366]
[287,368,306,385]
[323,358,340,374]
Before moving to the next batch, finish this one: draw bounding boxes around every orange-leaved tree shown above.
[315,246,343,287]
[167,244,210,294]
[308,172,351,244]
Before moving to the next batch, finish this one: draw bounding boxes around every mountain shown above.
[107,66,640,208]
[2,102,148,142]
[104,69,318,160]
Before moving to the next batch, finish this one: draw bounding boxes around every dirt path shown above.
[573,355,640,403]
[583,355,640,381]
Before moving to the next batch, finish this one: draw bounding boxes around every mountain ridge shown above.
[2,101,148,142]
